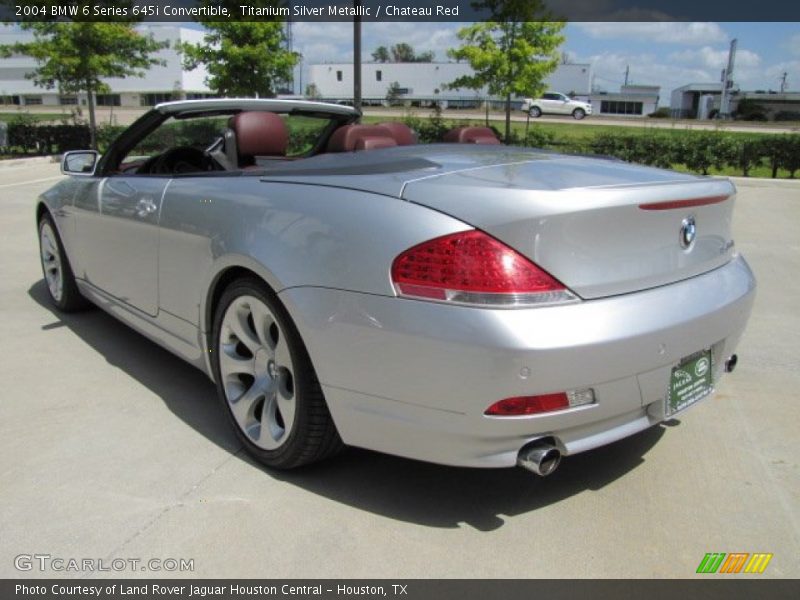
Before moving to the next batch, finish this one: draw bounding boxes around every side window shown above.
[119,116,227,174]
[284,115,336,157]
[336,70,343,82]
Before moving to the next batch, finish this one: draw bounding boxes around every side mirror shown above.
[61,150,99,176]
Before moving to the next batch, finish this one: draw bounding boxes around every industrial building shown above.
[671,83,800,120]
[0,25,213,108]
[307,62,598,108]
[307,61,660,116]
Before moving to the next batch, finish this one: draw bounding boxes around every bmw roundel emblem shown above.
[680,216,697,249]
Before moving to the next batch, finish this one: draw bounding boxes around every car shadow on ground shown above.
[30,280,666,531]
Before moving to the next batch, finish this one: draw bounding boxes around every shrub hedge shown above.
[4,117,800,179]
[398,115,800,178]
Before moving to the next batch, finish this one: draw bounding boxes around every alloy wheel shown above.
[218,295,297,450]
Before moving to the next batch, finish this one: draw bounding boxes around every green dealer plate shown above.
[668,350,713,416]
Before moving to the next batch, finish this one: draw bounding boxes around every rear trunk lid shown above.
[400,151,736,299]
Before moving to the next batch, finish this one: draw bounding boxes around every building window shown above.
[185,93,218,100]
[96,94,121,107]
[59,95,78,105]
[376,70,382,82]
[336,70,343,82]
[600,100,643,115]
[23,96,42,105]
[1,95,21,105]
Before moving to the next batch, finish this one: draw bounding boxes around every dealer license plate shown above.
[667,350,713,415]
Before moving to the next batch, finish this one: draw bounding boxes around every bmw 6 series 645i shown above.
[37,99,756,475]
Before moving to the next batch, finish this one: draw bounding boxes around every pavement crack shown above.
[79,445,245,579]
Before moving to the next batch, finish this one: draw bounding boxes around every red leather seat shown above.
[326,125,398,152]
[229,112,288,167]
[378,122,417,146]
[443,126,501,145]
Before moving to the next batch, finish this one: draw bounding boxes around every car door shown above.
[551,93,568,114]
[74,174,169,316]
[539,93,558,115]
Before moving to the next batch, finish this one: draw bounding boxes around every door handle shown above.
[135,197,158,218]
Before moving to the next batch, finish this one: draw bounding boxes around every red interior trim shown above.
[639,195,729,210]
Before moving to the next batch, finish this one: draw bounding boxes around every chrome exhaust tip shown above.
[725,354,738,373]
[517,442,562,476]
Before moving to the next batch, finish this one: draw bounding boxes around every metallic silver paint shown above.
[36,101,756,468]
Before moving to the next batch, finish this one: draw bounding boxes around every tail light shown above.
[485,389,595,416]
[391,230,577,307]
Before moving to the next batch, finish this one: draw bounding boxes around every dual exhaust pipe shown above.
[517,441,561,476]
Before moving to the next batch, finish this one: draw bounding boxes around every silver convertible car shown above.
[37,99,755,476]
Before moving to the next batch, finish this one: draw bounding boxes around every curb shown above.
[729,176,800,184]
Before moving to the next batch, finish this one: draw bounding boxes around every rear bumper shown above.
[280,255,756,468]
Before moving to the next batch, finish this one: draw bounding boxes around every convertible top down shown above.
[37,99,755,475]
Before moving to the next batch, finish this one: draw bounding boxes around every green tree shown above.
[372,46,390,62]
[385,81,403,106]
[414,51,435,63]
[391,43,416,62]
[304,83,322,100]
[447,0,565,143]
[179,22,299,98]
[0,17,167,149]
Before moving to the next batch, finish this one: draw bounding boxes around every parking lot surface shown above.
[0,160,798,578]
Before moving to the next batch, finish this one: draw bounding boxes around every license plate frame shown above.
[667,350,713,416]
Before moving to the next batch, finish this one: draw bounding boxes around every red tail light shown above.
[485,394,570,416]
[391,230,576,307]
[485,389,595,416]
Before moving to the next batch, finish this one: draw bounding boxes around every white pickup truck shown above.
[521,92,592,120]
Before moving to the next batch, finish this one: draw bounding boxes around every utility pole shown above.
[353,0,362,112]
[285,20,294,94]
[624,65,629,86]
[780,72,788,93]
[719,38,737,119]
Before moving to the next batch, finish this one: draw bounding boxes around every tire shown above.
[38,213,90,312]
[529,106,542,118]
[572,108,586,120]
[211,277,343,469]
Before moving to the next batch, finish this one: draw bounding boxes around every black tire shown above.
[529,106,542,118]
[211,277,343,469]
[572,108,586,120]
[38,213,91,312]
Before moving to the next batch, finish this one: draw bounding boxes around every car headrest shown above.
[443,126,501,145]
[229,112,288,165]
[355,136,398,151]
[378,122,417,146]
[327,124,398,152]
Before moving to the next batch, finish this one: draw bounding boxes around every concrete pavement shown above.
[0,161,798,578]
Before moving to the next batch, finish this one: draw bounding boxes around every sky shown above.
[290,21,800,100]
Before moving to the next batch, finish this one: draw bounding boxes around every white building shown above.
[590,85,661,117]
[670,83,725,118]
[0,25,212,108]
[307,62,595,108]
[671,82,800,119]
